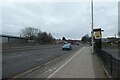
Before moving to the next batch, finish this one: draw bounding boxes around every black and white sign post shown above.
[93,28,104,52]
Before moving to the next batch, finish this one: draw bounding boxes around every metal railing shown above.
[96,48,120,79]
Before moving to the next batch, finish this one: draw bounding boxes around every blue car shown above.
[62,43,72,50]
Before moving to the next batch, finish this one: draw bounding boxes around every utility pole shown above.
[91,0,94,54]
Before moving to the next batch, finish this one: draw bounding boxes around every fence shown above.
[96,48,120,79]
[0,35,27,44]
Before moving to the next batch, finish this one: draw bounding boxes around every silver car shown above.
[62,43,72,50]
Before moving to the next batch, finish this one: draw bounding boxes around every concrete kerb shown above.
[95,53,112,79]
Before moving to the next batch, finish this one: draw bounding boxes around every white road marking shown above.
[48,67,56,72]
[44,67,57,73]
[47,47,85,78]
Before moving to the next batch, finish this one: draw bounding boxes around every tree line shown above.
[81,34,91,43]
[20,27,55,44]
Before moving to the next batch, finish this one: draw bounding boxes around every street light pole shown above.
[91,0,94,54]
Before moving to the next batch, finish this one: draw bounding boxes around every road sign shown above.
[94,31,102,39]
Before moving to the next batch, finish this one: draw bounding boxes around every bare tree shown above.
[118,32,120,37]
[37,32,55,44]
[81,34,91,42]
[20,27,39,40]
[62,37,66,41]
[20,27,55,44]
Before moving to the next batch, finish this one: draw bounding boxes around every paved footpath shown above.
[47,47,107,78]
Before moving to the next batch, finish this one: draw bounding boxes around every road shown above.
[21,44,106,78]
[2,44,83,78]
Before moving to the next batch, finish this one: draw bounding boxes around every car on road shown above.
[76,42,80,45]
[62,43,72,50]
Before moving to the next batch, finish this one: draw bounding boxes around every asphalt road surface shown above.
[2,44,83,78]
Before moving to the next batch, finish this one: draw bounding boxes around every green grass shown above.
[102,42,118,47]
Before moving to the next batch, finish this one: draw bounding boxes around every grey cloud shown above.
[93,2,118,37]
[2,2,118,39]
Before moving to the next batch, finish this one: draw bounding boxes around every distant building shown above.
[67,40,80,44]
[0,34,27,44]
[55,39,64,44]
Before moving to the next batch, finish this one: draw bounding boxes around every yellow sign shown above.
[94,31,102,39]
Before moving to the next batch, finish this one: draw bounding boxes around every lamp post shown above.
[91,0,94,54]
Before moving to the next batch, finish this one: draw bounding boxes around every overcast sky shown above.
[1,0,119,39]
